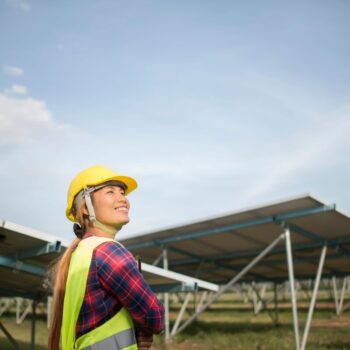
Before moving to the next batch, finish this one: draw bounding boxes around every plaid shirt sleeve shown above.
[95,241,165,334]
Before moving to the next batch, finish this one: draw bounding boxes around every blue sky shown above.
[0,0,349,242]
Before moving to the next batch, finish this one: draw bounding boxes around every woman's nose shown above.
[117,194,127,203]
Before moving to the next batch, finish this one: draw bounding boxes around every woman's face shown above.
[92,185,130,231]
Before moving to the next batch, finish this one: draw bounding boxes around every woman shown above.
[48,165,165,350]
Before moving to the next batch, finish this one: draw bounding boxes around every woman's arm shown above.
[95,242,165,334]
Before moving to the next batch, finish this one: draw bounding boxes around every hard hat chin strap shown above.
[83,189,97,222]
[83,189,119,237]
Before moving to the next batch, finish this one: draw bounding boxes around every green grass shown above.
[0,315,48,350]
[152,309,350,350]
[1,309,350,350]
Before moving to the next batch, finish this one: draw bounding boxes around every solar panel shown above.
[121,195,350,283]
[1,194,349,298]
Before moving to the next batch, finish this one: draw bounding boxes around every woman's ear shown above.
[82,204,89,216]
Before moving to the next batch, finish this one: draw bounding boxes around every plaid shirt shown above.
[76,233,164,337]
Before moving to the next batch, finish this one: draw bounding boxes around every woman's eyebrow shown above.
[106,185,125,191]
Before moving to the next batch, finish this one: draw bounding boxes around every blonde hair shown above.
[48,201,88,350]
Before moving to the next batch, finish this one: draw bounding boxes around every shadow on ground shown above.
[180,320,289,336]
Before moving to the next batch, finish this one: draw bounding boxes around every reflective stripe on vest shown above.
[61,236,138,350]
[82,328,136,350]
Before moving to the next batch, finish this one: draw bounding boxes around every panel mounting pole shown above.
[284,225,300,350]
[300,244,327,350]
[163,247,170,342]
[175,232,286,335]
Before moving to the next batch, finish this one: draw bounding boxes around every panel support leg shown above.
[338,277,348,315]
[31,300,37,350]
[300,244,327,350]
[0,298,11,317]
[47,296,52,329]
[171,293,191,336]
[332,276,348,315]
[0,321,20,350]
[273,283,279,326]
[285,226,300,350]
[175,232,286,335]
[196,291,208,312]
[17,301,32,324]
[163,248,170,343]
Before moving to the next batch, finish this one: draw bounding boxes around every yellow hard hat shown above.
[66,164,137,222]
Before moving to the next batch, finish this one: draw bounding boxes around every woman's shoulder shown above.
[93,240,134,265]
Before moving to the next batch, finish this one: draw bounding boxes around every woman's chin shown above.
[114,220,129,230]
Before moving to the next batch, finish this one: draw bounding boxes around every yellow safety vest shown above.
[61,236,138,350]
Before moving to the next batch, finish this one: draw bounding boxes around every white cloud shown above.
[5,0,30,11]
[4,84,28,95]
[3,65,24,77]
[0,93,56,145]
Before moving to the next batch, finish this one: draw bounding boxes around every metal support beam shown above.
[332,276,348,316]
[252,283,258,314]
[151,283,198,293]
[47,296,52,329]
[338,277,348,315]
[252,282,267,315]
[251,282,276,323]
[168,236,350,271]
[0,321,20,350]
[163,248,170,343]
[173,252,345,280]
[31,300,37,350]
[174,233,286,335]
[0,254,46,276]
[15,241,61,260]
[152,251,164,266]
[248,283,285,325]
[0,298,11,316]
[171,293,191,336]
[141,262,219,292]
[332,277,340,314]
[278,222,325,243]
[285,226,300,350]
[273,283,279,325]
[16,300,32,324]
[175,292,194,318]
[15,298,22,323]
[300,244,327,350]
[196,291,208,313]
[168,246,265,280]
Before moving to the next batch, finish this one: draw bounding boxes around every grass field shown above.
[1,290,349,349]
[1,307,350,350]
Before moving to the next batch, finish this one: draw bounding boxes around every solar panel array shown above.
[1,195,349,299]
[122,195,350,284]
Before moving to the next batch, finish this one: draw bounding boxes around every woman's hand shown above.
[136,329,153,350]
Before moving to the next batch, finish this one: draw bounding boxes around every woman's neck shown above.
[86,222,120,239]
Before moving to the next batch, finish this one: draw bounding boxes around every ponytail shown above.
[48,238,80,350]
[48,200,89,349]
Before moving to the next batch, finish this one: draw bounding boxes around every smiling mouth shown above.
[116,207,129,212]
